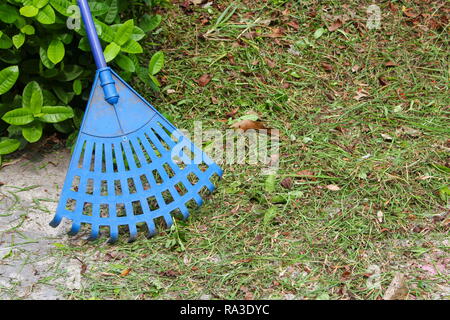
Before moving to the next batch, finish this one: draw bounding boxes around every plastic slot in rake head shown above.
[50,69,222,242]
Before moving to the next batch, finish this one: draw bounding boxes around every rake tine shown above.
[50,0,222,242]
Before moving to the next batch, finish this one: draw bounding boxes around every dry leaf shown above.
[225,107,239,119]
[402,7,417,18]
[120,268,132,277]
[99,272,116,277]
[267,27,284,38]
[296,170,316,180]
[211,96,219,104]
[197,74,212,86]
[265,58,276,68]
[326,184,341,191]
[383,273,408,300]
[381,133,393,141]
[376,210,384,223]
[378,77,388,86]
[287,20,300,30]
[384,61,397,67]
[280,177,293,190]
[231,120,267,131]
[353,88,369,101]
[190,0,207,5]
[321,63,333,72]
[328,19,342,32]
[351,65,360,73]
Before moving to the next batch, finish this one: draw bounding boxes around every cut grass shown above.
[49,0,448,299]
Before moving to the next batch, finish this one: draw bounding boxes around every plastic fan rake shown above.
[50,0,222,242]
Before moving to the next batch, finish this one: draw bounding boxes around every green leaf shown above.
[121,39,143,54]
[148,51,164,75]
[2,108,34,125]
[114,19,134,46]
[20,25,35,35]
[12,33,26,49]
[140,14,162,32]
[47,40,65,64]
[439,185,450,201]
[49,0,71,16]
[104,42,121,63]
[23,81,43,114]
[73,79,82,95]
[56,64,84,81]
[39,106,74,123]
[89,2,109,16]
[53,87,74,104]
[30,88,44,114]
[53,120,73,134]
[39,47,55,69]
[264,173,276,192]
[115,54,135,72]
[20,5,39,17]
[263,206,278,226]
[33,0,49,9]
[313,27,326,39]
[78,37,90,51]
[22,122,43,143]
[0,33,13,49]
[0,138,21,155]
[94,19,114,42]
[42,89,58,106]
[0,66,19,95]
[149,75,160,87]
[37,4,56,24]
[104,0,118,24]
[0,4,19,23]
[131,26,145,41]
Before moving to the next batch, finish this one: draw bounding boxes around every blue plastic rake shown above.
[49,0,222,242]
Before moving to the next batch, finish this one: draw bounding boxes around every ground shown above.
[0,0,449,299]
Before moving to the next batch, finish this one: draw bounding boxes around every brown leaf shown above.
[157,269,181,277]
[328,19,342,32]
[265,58,276,68]
[227,53,236,65]
[388,3,398,12]
[353,88,369,101]
[231,120,267,131]
[225,107,239,119]
[280,177,293,190]
[197,74,212,86]
[351,65,360,73]
[120,268,132,277]
[211,96,219,104]
[190,0,207,5]
[326,184,341,191]
[99,272,116,277]
[378,77,388,86]
[325,92,335,101]
[402,8,417,18]
[321,63,333,72]
[287,20,299,30]
[296,170,315,179]
[384,61,397,67]
[244,291,254,300]
[267,27,284,38]
[383,273,408,300]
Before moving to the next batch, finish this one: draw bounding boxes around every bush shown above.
[0,0,167,163]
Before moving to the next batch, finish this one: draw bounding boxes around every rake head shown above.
[50,69,222,242]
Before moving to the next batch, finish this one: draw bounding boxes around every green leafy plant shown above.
[0,0,166,161]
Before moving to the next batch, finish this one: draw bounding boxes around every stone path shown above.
[0,148,79,299]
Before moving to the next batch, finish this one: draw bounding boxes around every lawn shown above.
[41,0,449,299]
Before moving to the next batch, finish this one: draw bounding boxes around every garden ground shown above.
[0,0,448,299]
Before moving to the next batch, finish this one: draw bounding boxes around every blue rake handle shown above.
[77,0,119,105]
